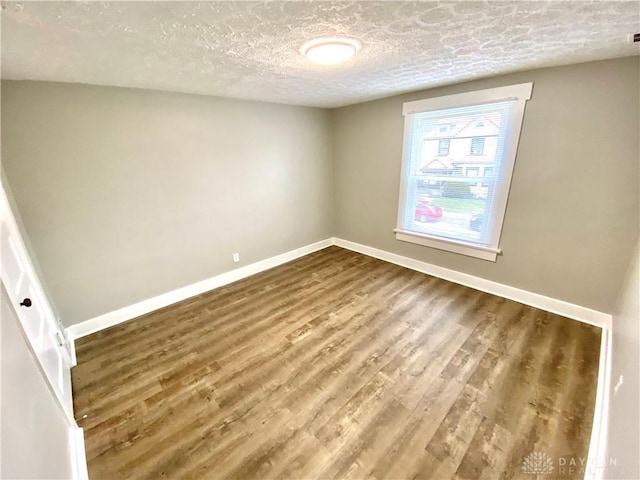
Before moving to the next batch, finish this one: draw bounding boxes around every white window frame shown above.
[394,83,533,262]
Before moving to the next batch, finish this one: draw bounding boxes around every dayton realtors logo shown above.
[522,451,620,478]
[522,451,554,480]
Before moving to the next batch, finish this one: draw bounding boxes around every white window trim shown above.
[394,229,500,262]
[396,82,533,262]
[402,83,533,115]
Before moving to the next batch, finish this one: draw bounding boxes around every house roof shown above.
[449,114,501,138]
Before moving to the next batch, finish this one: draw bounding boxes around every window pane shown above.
[438,139,450,156]
[402,100,514,247]
[398,83,532,258]
[470,137,485,155]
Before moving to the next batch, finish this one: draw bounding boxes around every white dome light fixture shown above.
[301,37,361,65]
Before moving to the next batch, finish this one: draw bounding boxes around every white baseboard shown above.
[68,235,612,340]
[66,238,333,340]
[585,328,612,480]
[70,426,88,480]
[333,238,612,329]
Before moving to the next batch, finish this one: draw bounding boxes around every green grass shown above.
[430,197,486,214]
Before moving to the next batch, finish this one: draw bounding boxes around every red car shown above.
[414,199,442,223]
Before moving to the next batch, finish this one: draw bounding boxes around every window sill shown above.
[394,229,500,262]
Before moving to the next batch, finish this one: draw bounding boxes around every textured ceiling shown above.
[1,1,639,108]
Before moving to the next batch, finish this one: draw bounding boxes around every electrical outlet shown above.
[232,253,240,263]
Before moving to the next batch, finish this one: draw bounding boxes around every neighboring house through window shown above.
[395,83,533,261]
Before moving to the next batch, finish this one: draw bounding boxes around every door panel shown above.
[0,184,74,420]
[1,285,76,480]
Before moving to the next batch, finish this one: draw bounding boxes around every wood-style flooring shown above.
[72,246,601,479]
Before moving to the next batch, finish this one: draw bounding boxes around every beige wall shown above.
[1,81,333,326]
[606,240,640,478]
[332,57,639,313]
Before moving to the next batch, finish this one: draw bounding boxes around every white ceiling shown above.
[2,1,639,108]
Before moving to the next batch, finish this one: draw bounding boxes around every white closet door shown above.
[0,184,74,420]
[1,285,81,480]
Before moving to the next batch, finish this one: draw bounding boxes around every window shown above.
[438,139,450,156]
[465,167,479,177]
[395,83,533,261]
[470,137,485,155]
[482,167,494,187]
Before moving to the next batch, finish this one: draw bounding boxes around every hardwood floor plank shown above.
[72,246,600,480]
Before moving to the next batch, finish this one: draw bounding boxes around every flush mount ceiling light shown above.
[300,37,361,65]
